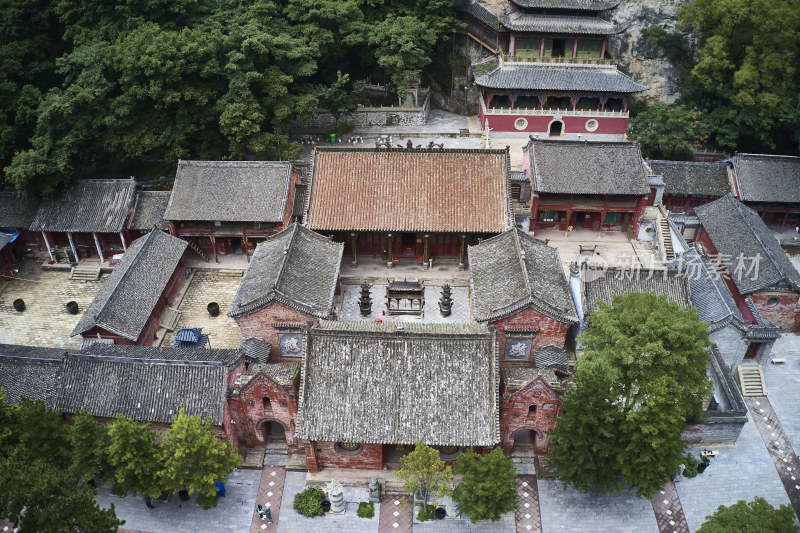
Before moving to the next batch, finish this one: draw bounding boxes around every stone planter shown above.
[66,301,79,315]
[435,507,446,520]
[12,298,25,312]
[207,302,220,317]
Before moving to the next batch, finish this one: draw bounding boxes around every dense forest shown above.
[0,0,459,198]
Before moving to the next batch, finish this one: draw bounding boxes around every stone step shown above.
[70,266,101,281]
[737,364,766,396]
[217,269,244,277]
[240,447,266,469]
[159,307,181,331]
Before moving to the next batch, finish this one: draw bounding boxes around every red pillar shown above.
[572,39,579,58]
[540,38,546,57]
[600,40,606,59]
[632,196,647,236]
[169,221,178,237]
[530,195,540,232]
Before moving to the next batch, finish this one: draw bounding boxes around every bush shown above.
[293,486,326,517]
[197,491,218,510]
[417,503,436,522]
[683,453,699,478]
[357,501,375,518]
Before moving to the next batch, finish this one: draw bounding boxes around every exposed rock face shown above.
[608,0,691,104]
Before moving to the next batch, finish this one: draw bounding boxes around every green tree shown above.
[696,497,798,533]
[320,70,364,125]
[453,447,518,523]
[107,414,163,498]
[70,409,111,483]
[548,292,712,499]
[158,409,241,508]
[628,102,709,160]
[368,15,438,97]
[396,439,452,507]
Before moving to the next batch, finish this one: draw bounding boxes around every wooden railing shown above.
[500,53,616,67]
[480,98,628,118]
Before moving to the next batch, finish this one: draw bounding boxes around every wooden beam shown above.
[67,232,79,265]
[42,231,54,262]
[93,232,104,263]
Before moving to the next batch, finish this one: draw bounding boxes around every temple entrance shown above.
[385,444,412,470]
[548,120,563,137]
[230,237,242,254]
[512,428,548,456]
[401,232,419,257]
[551,39,566,57]
[260,421,287,451]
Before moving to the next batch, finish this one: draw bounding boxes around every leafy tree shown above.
[641,26,689,64]
[396,439,452,507]
[696,497,798,533]
[453,447,518,523]
[158,409,241,508]
[70,409,111,483]
[549,292,713,499]
[107,414,163,498]
[368,15,438,97]
[628,102,709,160]
[320,71,365,125]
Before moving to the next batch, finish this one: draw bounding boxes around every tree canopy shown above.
[548,292,713,499]
[628,102,710,160]
[0,0,460,198]
[453,447,518,523]
[396,439,453,507]
[696,497,799,533]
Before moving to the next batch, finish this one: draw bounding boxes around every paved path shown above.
[250,466,285,533]
[650,479,689,533]
[745,396,800,521]
[379,494,412,533]
[515,475,542,533]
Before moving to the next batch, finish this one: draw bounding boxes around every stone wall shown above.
[303,104,429,129]
[309,441,384,471]
[682,416,748,446]
[233,303,317,361]
[490,307,572,367]
[500,376,561,454]
[749,292,800,332]
[228,371,298,448]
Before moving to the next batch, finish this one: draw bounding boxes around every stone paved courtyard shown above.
[340,283,472,324]
[0,258,104,348]
[161,271,242,349]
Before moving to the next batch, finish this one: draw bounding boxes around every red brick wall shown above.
[750,292,800,332]
[500,377,561,454]
[490,307,571,367]
[312,441,384,470]
[227,372,298,447]
[234,303,317,361]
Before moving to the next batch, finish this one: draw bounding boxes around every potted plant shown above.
[207,302,220,317]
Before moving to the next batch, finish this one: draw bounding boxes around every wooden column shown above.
[241,223,249,262]
[93,232,104,263]
[510,34,516,56]
[169,221,178,237]
[540,38,546,57]
[530,195,540,233]
[780,211,789,233]
[120,231,127,251]
[572,39,579,58]
[458,234,467,270]
[386,233,393,268]
[350,232,358,267]
[423,234,430,269]
[42,232,54,262]
[67,232,79,265]
[600,40,606,59]
[209,222,218,263]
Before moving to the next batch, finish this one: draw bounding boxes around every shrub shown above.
[417,503,436,522]
[293,486,326,517]
[683,453,699,478]
[357,501,375,518]
[197,492,218,510]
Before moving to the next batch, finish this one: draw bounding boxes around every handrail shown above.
[480,98,628,117]
[500,53,616,67]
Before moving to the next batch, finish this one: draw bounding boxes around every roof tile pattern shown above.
[732,153,800,204]
[469,228,578,323]
[582,268,691,315]
[0,233,11,253]
[648,160,731,197]
[230,224,343,318]
[671,249,744,327]
[695,194,800,293]
[80,343,244,368]
[164,161,293,222]
[129,191,171,230]
[0,344,65,407]
[510,0,620,10]
[29,180,136,233]
[71,230,188,341]
[529,140,650,195]
[307,148,511,233]
[475,64,647,92]
[297,322,499,446]
[503,13,624,34]
[0,191,39,228]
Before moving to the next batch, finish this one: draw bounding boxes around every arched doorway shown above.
[511,428,549,456]
[548,120,563,138]
[258,420,287,451]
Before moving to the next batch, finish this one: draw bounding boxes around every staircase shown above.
[657,217,675,262]
[737,363,766,396]
[159,307,181,331]
[185,239,210,262]
[70,266,101,281]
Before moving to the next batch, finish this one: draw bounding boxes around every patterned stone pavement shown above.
[515,475,542,533]
[250,466,285,533]
[340,283,472,324]
[379,494,412,533]
[162,271,242,349]
[0,259,104,348]
[650,479,689,533]
[745,396,800,521]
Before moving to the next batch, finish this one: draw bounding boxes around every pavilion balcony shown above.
[480,98,628,118]
[500,53,616,67]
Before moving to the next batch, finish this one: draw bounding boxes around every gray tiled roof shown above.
[510,170,528,182]
[732,153,800,204]
[476,64,647,92]
[648,160,731,198]
[29,180,136,233]
[297,321,500,446]
[503,13,625,34]
[671,249,745,328]
[0,233,11,253]
[457,1,502,27]
[694,194,800,293]
[164,160,293,222]
[582,268,691,315]
[0,191,39,228]
[129,191,170,230]
[72,230,188,341]
[229,224,343,319]
[534,344,568,367]
[0,344,65,407]
[57,353,227,424]
[510,0,620,10]
[528,140,650,195]
[80,343,245,369]
[469,228,578,323]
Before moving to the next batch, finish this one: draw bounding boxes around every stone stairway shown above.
[185,239,210,262]
[657,217,675,261]
[737,363,766,396]
[241,447,266,469]
[70,265,101,281]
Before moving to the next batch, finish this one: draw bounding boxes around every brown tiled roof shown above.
[306,147,512,233]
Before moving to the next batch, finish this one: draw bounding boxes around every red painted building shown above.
[525,140,650,234]
[500,372,563,455]
[459,0,647,137]
[71,230,189,346]
[0,191,40,278]
[727,153,800,233]
[165,161,301,263]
